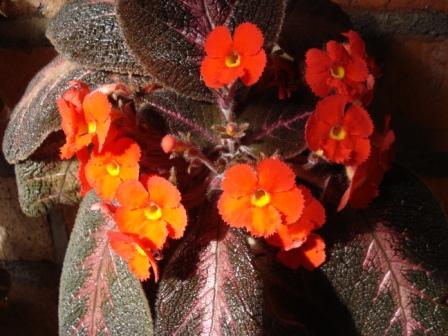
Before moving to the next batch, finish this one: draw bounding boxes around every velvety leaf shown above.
[139,90,222,147]
[322,166,448,335]
[239,89,311,158]
[59,192,153,336]
[279,0,351,59]
[47,0,145,75]
[15,157,80,217]
[155,203,263,335]
[117,0,287,101]
[2,56,149,164]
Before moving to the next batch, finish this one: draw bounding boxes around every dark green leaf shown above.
[2,56,149,164]
[239,89,310,158]
[15,157,80,217]
[139,90,222,147]
[59,192,153,336]
[322,166,448,335]
[117,0,286,101]
[47,0,145,75]
[155,203,263,335]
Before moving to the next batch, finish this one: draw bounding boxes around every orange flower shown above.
[108,231,159,281]
[276,234,326,270]
[267,187,325,251]
[305,95,374,165]
[76,148,91,196]
[200,22,267,88]
[114,177,187,249]
[218,158,304,237]
[85,137,141,201]
[338,116,395,210]
[58,82,112,159]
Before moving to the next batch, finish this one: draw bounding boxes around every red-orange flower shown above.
[276,234,326,270]
[85,137,141,201]
[76,148,91,196]
[305,30,374,102]
[200,22,267,88]
[305,95,374,165]
[267,187,325,251]
[58,82,112,159]
[114,177,187,249]
[108,231,159,281]
[218,158,304,237]
[338,116,395,210]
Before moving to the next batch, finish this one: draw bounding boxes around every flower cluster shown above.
[304,31,394,210]
[218,158,326,270]
[57,82,187,281]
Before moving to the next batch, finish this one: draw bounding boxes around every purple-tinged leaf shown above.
[15,157,80,217]
[2,56,150,164]
[117,0,286,101]
[239,89,311,158]
[322,166,448,335]
[155,203,263,335]
[59,192,153,336]
[139,90,222,147]
[279,0,351,60]
[47,0,145,75]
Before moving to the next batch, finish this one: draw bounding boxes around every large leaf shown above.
[155,203,263,335]
[15,157,80,217]
[239,89,311,158]
[279,0,351,59]
[59,192,153,336]
[322,166,448,335]
[117,0,287,101]
[47,0,145,75]
[3,56,149,164]
[139,90,222,147]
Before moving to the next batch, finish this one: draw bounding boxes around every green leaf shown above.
[139,89,222,147]
[117,0,286,101]
[2,56,149,164]
[239,89,311,158]
[155,202,263,335]
[59,192,153,336]
[322,166,448,335]
[15,157,80,217]
[47,0,145,75]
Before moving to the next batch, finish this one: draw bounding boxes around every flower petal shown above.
[221,164,257,197]
[343,104,374,137]
[277,234,326,270]
[83,91,112,151]
[139,220,168,250]
[163,206,188,239]
[270,187,304,224]
[116,180,149,209]
[257,158,296,193]
[250,205,281,237]
[147,176,181,208]
[305,48,332,97]
[234,22,264,56]
[314,95,348,126]
[204,25,232,57]
[217,193,252,229]
[240,50,267,86]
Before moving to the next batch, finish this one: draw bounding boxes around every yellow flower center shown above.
[106,162,120,176]
[329,125,347,141]
[331,65,345,79]
[251,189,271,207]
[135,244,147,256]
[144,204,162,221]
[87,121,97,134]
[225,51,241,68]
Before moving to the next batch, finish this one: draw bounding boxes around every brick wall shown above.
[332,0,448,210]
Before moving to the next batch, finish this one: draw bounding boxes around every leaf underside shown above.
[322,166,448,336]
[15,157,80,217]
[59,192,153,336]
[117,0,286,101]
[139,90,222,147]
[155,203,263,335]
[47,0,145,75]
[2,56,150,164]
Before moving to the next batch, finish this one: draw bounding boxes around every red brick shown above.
[333,0,448,12]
